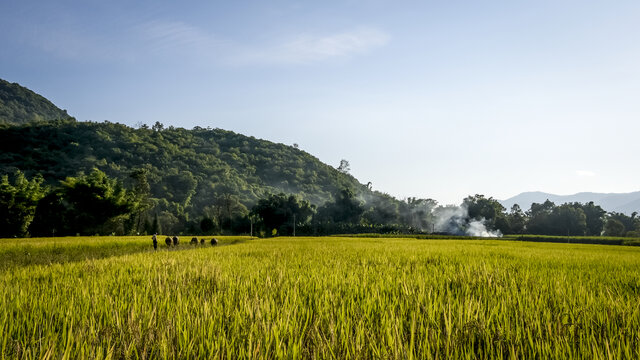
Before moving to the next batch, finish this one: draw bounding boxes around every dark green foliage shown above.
[0,79,71,125]
[61,170,135,235]
[550,204,587,236]
[29,170,137,236]
[318,189,364,224]
[507,204,526,234]
[0,171,46,237]
[28,192,69,237]
[463,194,508,233]
[151,213,161,234]
[606,212,639,236]
[526,200,556,235]
[362,192,399,225]
[569,201,606,236]
[251,193,315,236]
[200,217,216,234]
[0,120,367,228]
[603,218,626,237]
[128,168,152,234]
[524,200,588,236]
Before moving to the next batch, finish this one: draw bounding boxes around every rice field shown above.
[1,236,639,359]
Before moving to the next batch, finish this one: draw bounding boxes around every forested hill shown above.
[0,79,71,125]
[0,119,374,224]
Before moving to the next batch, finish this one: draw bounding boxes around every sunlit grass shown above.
[0,235,249,270]
[1,236,639,358]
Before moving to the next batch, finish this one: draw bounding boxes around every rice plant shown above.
[1,236,639,359]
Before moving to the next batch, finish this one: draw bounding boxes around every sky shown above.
[1,0,639,205]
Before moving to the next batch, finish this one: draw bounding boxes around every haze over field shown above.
[1,0,639,204]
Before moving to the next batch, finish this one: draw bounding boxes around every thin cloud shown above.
[236,27,391,65]
[32,28,132,62]
[27,19,389,66]
[22,19,224,63]
[134,21,390,65]
[135,20,226,55]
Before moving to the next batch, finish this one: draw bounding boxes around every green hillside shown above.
[0,79,71,125]
[0,120,361,200]
[0,119,389,232]
[0,79,436,237]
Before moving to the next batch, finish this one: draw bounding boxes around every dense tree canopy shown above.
[573,202,607,236]
[251,193,315,236]
[0,171,45,237]
[463,195,508,233]
[29,170,138,236]
[507,204,526,235]
[603,218,625,237]
[318,189,364,225]
[0,120,367,219]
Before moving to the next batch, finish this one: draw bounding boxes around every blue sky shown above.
[2,0,639,205]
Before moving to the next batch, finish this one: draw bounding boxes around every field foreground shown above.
[1,236,639,359]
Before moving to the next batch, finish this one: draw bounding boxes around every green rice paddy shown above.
[1,236,639,359]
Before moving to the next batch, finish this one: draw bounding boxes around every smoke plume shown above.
[433,204,502,237]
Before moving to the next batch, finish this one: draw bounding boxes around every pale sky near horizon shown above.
[1,0,639,205]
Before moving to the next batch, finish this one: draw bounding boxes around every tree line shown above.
[2,170,639,238]
[462,195,639,237]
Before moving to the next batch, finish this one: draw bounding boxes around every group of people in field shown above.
[151,234,218,250]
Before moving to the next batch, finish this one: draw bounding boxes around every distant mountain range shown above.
[500,191,640,215]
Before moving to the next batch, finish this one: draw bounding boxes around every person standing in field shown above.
[152,234,158,250]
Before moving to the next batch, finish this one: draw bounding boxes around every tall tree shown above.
[551,204,587,236]
[337,159,351,174]
[603,218,625,237]
[30,169,136,236]
[507,204,526,234]
[463,194,508,233]
[151,212,161,234]
[526,200,556,235]
[570,202,606,236]
[607,212,638,236]
[129,168,152,234]
[0,171,46,237]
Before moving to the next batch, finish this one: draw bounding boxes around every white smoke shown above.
[433,205,467,232]
[432,204,502,238]
[466,219,502,237]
